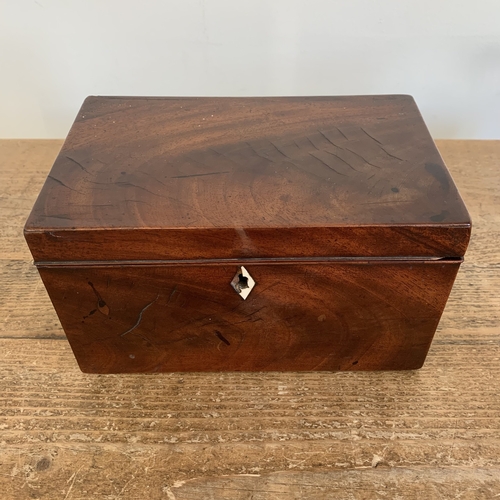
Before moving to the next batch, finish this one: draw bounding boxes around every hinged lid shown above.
[25,95,470,263]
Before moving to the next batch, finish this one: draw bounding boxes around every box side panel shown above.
[37,261,461,373]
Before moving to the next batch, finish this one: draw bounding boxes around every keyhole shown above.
[237,274,249,291]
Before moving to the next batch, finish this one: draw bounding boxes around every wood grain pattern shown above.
[0,341,499,499]
[157,468,500,500]
[22,97,471,373]
[24,96,470,261]
[1,140,498,498]
[38,260,459,373]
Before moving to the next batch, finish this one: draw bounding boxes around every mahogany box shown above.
[24,96,471,373]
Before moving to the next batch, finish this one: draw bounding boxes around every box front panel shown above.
[38,262,460,373]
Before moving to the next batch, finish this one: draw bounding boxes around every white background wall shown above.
[1,1,499,139]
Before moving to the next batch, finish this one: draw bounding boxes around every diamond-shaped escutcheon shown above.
[230,266,256,300]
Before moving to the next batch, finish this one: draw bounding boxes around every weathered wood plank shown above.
[0,140,62,261]
[0,140,499,498]
[1,338,500,498]
[165,468,500,500]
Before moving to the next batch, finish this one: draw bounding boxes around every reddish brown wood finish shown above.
[26,226,468,263]
[24,96,470,261]
[38,260,460,373]
[24,96,471,372]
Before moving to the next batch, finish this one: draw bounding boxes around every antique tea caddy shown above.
[24,96,471,373]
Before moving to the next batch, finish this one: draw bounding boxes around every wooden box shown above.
[24,96,471,373]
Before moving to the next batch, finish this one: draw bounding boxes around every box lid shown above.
[25,95,470,262]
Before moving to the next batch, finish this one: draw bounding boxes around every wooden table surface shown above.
[0,140,499,499]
